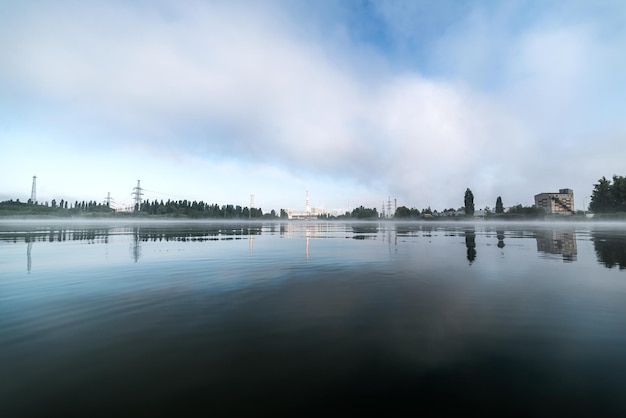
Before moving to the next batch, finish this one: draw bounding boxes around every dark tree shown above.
[464,188,475,216]
[590,176,613,213]
[395,206,412,218]
[612,175,626,212]
[351,206,379,219]
[495,196,504,214]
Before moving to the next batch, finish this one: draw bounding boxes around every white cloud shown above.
[1,1,625,212]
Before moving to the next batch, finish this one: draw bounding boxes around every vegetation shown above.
[503,204,545,218]
[0,199,115,217]
[495,196,504,214]
[0,199,274,219]
[350,206,379,219]
[464,189,475,216]
[4,176,626,221]
[394,206,420,218]
[135,199,271,219]
[590,175,626,213]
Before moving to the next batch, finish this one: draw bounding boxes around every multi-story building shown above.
[534,188,574,214]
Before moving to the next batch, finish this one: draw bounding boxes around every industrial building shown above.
[534,188,574,214]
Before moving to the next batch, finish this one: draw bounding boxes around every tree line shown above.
[394,188,542,219]
[0,198,279,219]
[3,175,624,219]
[590,175,626,213]
[135,199,276,219]
[0,199,114,216]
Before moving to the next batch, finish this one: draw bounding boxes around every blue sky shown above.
[1,0,625,213]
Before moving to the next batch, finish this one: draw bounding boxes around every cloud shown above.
[1,1,625,210]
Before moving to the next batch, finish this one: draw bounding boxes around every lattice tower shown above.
[132,180,144,211]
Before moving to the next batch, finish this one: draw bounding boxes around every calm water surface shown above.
[2,220,626,416]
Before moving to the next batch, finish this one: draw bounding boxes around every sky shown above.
[1,0,625,213]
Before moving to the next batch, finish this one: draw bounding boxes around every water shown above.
[2,220,626,416]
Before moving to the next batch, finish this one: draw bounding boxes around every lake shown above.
[2,220,626,416]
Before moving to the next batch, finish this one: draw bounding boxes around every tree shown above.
[495,196,504,214]
[612,175,626,212]
[590,176,614,213]
[395,206,412,218]
[464,188,475,216]
[351,206,378,219]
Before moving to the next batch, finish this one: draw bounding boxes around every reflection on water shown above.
[26,241,32,273]
[536,230,577,262]
[131,227,141,263]
[496,229,505,248]
[465,227,477,264]
[5,221,626,272]
[592,231,626,270]
[4,221,626,415]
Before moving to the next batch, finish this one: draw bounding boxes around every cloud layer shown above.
[1,0,625,210]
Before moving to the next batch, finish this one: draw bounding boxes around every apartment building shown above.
[534,188,574,214]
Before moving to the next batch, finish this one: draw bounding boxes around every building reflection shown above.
[535,230,577,262]
[591,232,626,270]
[279,221,342,259]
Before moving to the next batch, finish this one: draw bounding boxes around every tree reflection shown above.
[592,232,626,270]
[496,229,505,249]
[465,227,476,264]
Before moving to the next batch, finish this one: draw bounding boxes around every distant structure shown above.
[284,190,344,219]
[534,188,574,214]
[250,194,254,220]
[104,192,115,208]
[306,190,311,218]
[382,197,396,218]
[30,175,37,203]
[132,180,144,211]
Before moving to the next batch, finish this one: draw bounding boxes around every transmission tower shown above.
[386,196,393,219]
[132,180,144,211]
[104,192,115,208]
[250,194,254,220]
[30,175,37,203]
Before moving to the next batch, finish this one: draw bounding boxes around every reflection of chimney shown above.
[27,241,33,273]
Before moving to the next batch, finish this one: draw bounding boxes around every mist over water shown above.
[2,220,626,416]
